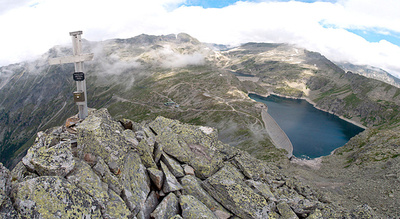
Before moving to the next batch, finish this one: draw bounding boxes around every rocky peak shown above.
[0,108,376,218]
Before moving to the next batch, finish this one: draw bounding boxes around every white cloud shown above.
[0,0,399,77]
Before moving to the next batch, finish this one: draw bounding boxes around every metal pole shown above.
[70,31,88,119]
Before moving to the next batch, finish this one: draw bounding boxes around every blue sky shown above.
[183,0,400,48]
[0,0,399,76]
[183,0,338,8]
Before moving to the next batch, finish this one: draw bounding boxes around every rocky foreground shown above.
[0,109,376,218]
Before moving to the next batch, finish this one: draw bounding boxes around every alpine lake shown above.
[249,93,365,159]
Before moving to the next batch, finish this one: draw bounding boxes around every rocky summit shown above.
[0,108,376,218]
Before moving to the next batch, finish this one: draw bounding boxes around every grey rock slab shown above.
[180,195,218,219]
[0,190,19,218]
[104,189,131,219]
[148,167,164,190]
[66,159,109,207]
[180,175,231,217]
[245,180,276,202]
[161,153,185,178]
[150,193,179,219]
[76,108,129,169]
[0,163,11,195]
[120,152,151,214]
[161,161,183,193]
[13,176,102,218]
[202,164,269,219]
[277,201,299,219]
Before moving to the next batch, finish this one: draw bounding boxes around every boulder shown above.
[138,191,159,219]
[134,136,157,169]
[245,180,276,202]
[104,189,131,219]
[202,164,269,219]
[22,130,75,177]
[180,175,230,217]
[0,163,11,195]
[277,201,299,219]
[148,167,164,190]
[232,152,269,180]
[120,152,151,214]
[66,159,109,207]
[180,195,218,219]
[76,108,129,169]
[153,141,164,164]
[13,176,102,218]
[161,161,183,193]
[150,116,224,179]
[161,153,185,178]
[93,156,123,195]
[0,191,19,218]
[151,193,179,219]
[183,164,195,175]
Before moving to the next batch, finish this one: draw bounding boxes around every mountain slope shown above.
[1,33,400,216]
[0,34,286,168]
[336,61,400,88]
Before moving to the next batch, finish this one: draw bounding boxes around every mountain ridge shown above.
[1,33,399,216]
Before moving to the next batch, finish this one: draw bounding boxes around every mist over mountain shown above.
[336,61,400,88]
[0,33,399,217]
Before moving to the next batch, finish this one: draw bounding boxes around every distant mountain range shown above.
[1,33,400,216]
[336,62,400,88]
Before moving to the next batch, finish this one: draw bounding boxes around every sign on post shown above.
[49,31,93,119]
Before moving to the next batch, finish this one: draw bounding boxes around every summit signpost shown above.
[49,31,93,119]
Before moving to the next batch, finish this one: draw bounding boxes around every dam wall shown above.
[261,107,293,158]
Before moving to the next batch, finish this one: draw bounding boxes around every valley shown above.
[0,33,399,217]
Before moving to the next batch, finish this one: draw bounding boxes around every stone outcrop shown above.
[0,108,376,218]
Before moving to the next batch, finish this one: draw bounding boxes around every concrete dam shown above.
[261,107,293,158]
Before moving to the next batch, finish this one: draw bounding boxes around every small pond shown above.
[249,93,364,159]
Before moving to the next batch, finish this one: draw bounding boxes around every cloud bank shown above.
[0,0,399,76]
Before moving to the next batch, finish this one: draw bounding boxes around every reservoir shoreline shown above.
[250,92,367,130]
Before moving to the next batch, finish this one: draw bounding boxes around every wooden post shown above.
[49,31,93,119]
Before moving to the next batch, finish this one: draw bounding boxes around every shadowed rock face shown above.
[1,108,376,218]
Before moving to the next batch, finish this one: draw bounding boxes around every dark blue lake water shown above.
[249,93,364,159]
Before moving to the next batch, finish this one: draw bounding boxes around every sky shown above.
[0,0,400,77]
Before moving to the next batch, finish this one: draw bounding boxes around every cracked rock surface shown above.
[1,108,377,218]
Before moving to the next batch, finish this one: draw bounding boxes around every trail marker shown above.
[49,31,93,119]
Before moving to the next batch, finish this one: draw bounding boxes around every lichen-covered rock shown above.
[306,208,323,219]
[120,152,151,214]
[161,153,185,178]
[104,189,131,219]
[0,163,11,195]
[13,176,101,218]
[180,175,230,217]
[245,180,276,202]
[148,167,164,190]
[22,129,75,177]
[277,201,299,219]
[350,204,377,218]
[125,129,157,169]
[161,161,183,193]
[76,108,129,170]
[151,193,179,219]
[94,156,123,195]
[0,190,19,218]
[180,195,218,219]
[202,164,269,219]
[66,159,109,207]
[183,164,195,175]
[232,152,269,180]
[138,191,159,219]
[149,116,224,179]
